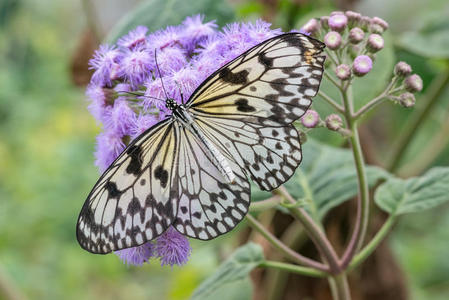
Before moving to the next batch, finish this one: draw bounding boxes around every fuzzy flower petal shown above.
[119,45,153,88]
[115,242,156,266]
[89,45,122,87]
[155,227,191,267]
[95,131,125,172]
[118,26,148,49]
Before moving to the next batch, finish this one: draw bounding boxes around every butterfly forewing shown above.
[187,33,325,126]
[77,119,179,254]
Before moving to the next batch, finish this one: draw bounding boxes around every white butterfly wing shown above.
[173,123,250,239]
[77,119,180,254]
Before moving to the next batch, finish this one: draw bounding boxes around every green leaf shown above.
[106,0,235,43]
[251,139,390,219]
[375,167,449,216]
[191,243,264,300]
[398,18,449,58]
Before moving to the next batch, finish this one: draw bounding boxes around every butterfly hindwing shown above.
[187,33,325,126]
[173,123,250,239]
[77,119,179,254]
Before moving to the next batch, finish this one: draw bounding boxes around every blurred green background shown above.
[0,0,448,299]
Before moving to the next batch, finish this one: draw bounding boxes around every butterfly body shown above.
[77,33,325,254]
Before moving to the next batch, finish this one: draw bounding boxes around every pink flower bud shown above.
[349,27,364,44]
[405,74,423,93]
[320,16,329,29]
[301,110,320,128]
[394,61,412,77]
[328,13,348,32]
[335,64,351,80]
[325,114,343,131]
[324,31,342,50]
[372,17,389,31]
[301,18,320,35]
[345,11,362,26]
[399,92,416,108]
[352,55,373,76]
[367,34,384,52]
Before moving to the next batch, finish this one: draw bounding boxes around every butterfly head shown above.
[165,98,179,111]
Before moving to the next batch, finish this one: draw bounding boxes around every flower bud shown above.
[328,14,348,32]
[330,11,344,16]
[352,55,373,76]
[301,110,320,128]
[360,16,371,30]
[324,31,342,50]
[345,11,362,26]
[372,17,389,31]
[335,64,351,80]
[301,18,320,35]
[320,16,329,30]
[394,61,412,77]
[399,92,416,108]
[367,34,384,52]
[405,74,423,93]
[369,23,384,34]
[326,114,343,131]
[349,27,364,44]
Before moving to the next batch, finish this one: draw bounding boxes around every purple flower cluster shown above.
[86,15,282,267]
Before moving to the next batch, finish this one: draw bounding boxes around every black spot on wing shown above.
[126,145,143,175]
[235,98,256,112]
[258,53,273,67]
[154,165,169,188]
[105,181,121,198]
[219,67,249,84]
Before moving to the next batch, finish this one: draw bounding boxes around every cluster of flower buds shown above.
[301,11,423,110]
[301,11,391,80]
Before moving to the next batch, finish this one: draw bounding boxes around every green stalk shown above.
[329,273,351,300]
[348,215,396,272]
[259,261,326,278]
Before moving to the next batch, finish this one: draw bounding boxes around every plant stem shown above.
[246,214,329,272]
[259,261,326,278]
[318,91,345,112]
[324,70,342,89]
[387,66,449,172]
[276,186,341,274]
[249,195,282,212]
[348,215,396,272]
[340,85,370,268]
[329,273,351,300]
[353,77,397,120]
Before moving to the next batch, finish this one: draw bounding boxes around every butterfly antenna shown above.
[117,90,165,103]
[174,81,185,105]
[154,50,170,100]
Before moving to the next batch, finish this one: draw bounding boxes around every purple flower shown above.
[155,227,191,267]
[181,14,217,52]
[352,55,372,76]
[345,11,362,25]
[89,45,122,87]
[328,13,348,32]
[335,64,351,80]
[115,242,155,266]
[324,31,342,50]
[119,45,153,88]
[301,110,320,128]
[147,26,182,51]
[130,114,158,139]
[95,131,125,172]
[371,17,389,31]
[104,99,136,136]
[245,20,282,44]
[405,74,423,93]
[153,47,187,76]
[118,26,148,49]
[143,78,173,111]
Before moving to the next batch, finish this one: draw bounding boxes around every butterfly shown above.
[77,32,325,254]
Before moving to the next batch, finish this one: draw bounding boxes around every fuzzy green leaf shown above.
[191,243,264,300]
[375,167,449,215]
